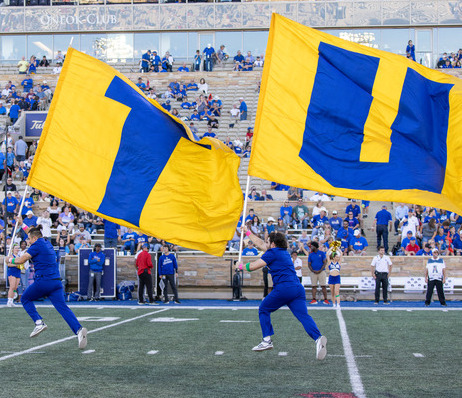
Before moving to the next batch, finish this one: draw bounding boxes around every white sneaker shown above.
[332,303,337,308]
[7,301,16,308]
[78,327,88,349]
[252,339,273,352]
[316,336,327,360]
[30,322,47,338]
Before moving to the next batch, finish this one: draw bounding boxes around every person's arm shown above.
[319,256,327,272]
[442,266,446,284]
[6,252,32,266]
[388,259,393,275]
[147,253,153,269]
[299,243,308,256]
[245,227,266,251]
[425,267,429,283]
[172,255,178,273]
[240,258,267,272]
[371,258,376,278]
[294,260,302,271]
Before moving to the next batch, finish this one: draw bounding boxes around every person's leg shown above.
[258,288,287,338]
[146,273,154,302]
[8,275,18,299]
[87,272,95,299]
[383,227,389,253]
[376,226,382,249]
[321,286,328,301]
[21,280,48,323]
[94,272,102,299]
[329,284,335,304]
[47,280,82,334]
[262,267,269,297]
[374,273,380,303]
[425,280,435,305]
[382,274,389,302]
[435,280,446,305]
[138,273,146,303]
[287,285,321,341]
[163,277,169,302]
[335,284,341,306]
[167,274,179,301]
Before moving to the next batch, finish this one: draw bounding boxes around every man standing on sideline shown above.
[87,243,105,301]
[374,205,393,254]
[371,246,393,305]
[158,244,180,304]
[306,242,329,305]
[425,248,447,307]
[135,243,157,305]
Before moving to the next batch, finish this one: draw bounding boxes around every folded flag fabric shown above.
[28,48,243,256]
[250,14,462,214]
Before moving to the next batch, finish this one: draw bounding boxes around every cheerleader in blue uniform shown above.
[327,241,342,308]
[6,245,21,307]
[7,225,88,349]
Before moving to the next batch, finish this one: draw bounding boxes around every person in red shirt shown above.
[405,238,420,256]
[135,244,157,305]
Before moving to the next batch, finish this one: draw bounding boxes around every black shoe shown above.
[174,300,181,304]
[442,304,447,307]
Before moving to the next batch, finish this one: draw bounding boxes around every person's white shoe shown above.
[78,327,88,349]
[7,301,16,308]
[316,336,327,360]
[30,322,47,338]
[332,303,337,308]
[252,339,273,352]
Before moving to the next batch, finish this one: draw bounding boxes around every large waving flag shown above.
[250,14,462,214]
[28,48,243,256]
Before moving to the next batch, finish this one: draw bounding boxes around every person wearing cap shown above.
[329,210,342,234]
[259,189,273,201]
[141,49,151,73]
[416,243,432,256]
[23,210,38,228]
[373,205,393,254]
[345,200,362,227]
[292,198,309,229]
[242,241,259,256]
[348,229,368,256]
[203,43,215,71]
[399,208,420,242]
[73,223,91,246]
[239,97,247,120]
[88,243,106,301]
[161,100,171,112]
[264,217,276,237]
[405,237,420,256]
[135,243,157,305]
[401,230,414,250]
[150,51,161,72]
[424,249,447,307]
[371,246,393,304]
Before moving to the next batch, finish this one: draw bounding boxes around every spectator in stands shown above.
[149,51,161,73]
[55,50,64,64]
[88,243,106,301]
[306,241,329,305]
[271,181,289,191]
[0,102,6,115]
[178,62,189,72]
[23,210,38,229]
[442,59,453,69]
[250,216,263,238]
[12,165,23,182]
[345,199,361,222]
[136,77,147,92]
[234,50,244,65]
[39,56,50,67]
[309,192,329,202]
[371,246,392,304]
[287,186,301,201]
[401,230,414,251]
[193,50,202,72]
[345,210,360,230]
[421,218,437,244]
[203,44,215,71]
[28,56,39,74]
[405,237,420,256]
[440,236,454,256]
[3,191,18,219]
[216,45,227,65]
[18,56,29,74]
[161,52,173,72]
[74,224,92,245]
[229,104,240,120]
[311,201,325,217]
[57,206,75,233]
[255,56,264,68]
[3,177,17,193]
[349,229,368,256]
[263,217,276,239]
[239,98,247,120]
[242,241,259,256]
[311,209,328,239]
[248,186,260,201]
[292,198,309,229]
[406,40,416,61]
[198,78,208,94]
[259,190,273,201]
[275,217,288,236]
[14,135,28,163]
[158,244,180,304]
[21,74,33,93]
[329,210,342,235]
[416,243,432,256]
[424,248,447,307]
[245,208,256,224]
[47,199,61,227]
[122,228,137,255]
[36,210,52,239]
[374,205,392,254]
[394,202,409,235]
[337,220,353,255]
[9,100,20,124]
[53,63,62,75]
[141,50,151,73]
[400,208,420,242]
[298,230,310,251]
[280,200,293,226]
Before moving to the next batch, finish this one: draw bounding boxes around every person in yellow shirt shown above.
[17,56,29,74]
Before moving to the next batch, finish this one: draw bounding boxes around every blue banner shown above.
[25,112,47,138]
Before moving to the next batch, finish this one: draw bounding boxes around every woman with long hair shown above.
[327,241,342,308]
[6,245,21,307]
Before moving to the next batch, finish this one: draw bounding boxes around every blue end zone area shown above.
[1,298,461,308]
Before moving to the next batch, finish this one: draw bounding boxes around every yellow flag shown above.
[28,48,243,256]
[250,14,462,214]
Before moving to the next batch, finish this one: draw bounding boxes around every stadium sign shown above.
[25,112,47,138]
[40,13,117,27]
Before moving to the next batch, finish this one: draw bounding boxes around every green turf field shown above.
[1,306,461,398]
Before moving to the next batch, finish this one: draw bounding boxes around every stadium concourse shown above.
[1,65,462,302]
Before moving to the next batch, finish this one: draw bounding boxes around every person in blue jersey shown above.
[203,44,215,71]
[158,244,180,304]
[242,241,258,256]
[239,228,327,360]
[6,245,21,307]
[349,229,368,256]
[103,219,120,248]
[406,40,416,61]
[238,98,247,120]
[327,241,342,308]
[140,50,151,73]
[122,228,138,255]
[7,226,87,349]
[88,243,106,301]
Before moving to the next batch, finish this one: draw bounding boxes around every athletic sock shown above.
[263,336,271,342]
[35,320,43,325]
[7,298,13,304]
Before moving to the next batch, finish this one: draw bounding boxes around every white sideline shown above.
[336,308,367,398]
[0,308,169,362]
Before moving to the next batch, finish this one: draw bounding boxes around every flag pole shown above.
[237,175,251,264]
[7,185,29,256]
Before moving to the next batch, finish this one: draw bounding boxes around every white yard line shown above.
[336,309,367,398]
[0,308,169,362]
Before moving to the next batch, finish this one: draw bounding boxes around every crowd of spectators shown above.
[436,49,462,68]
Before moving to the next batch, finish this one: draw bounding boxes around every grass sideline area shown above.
[0,304,461,398]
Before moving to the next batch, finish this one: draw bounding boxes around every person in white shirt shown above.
[309,192,330,202]
[291,251,303,283]
[394,202,409,235]
[371,246,393,304]
[425,248,447,306]
[37,210,52,238]
[400,208,420,241]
